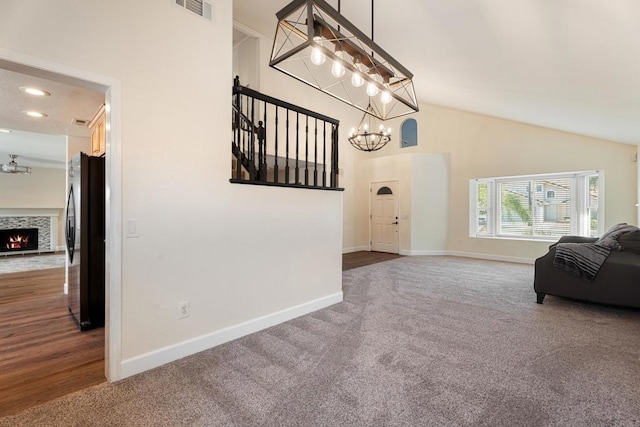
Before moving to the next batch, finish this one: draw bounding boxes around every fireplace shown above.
[0,228,39,252]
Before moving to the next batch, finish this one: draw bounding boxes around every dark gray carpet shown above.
[3,256,640,426]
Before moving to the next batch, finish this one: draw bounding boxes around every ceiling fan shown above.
[1,154,32,174]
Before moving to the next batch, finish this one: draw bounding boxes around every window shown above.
[400,118,418,148]
[470,171,602,240]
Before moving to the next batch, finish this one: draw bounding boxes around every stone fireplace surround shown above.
[0,208,60,256]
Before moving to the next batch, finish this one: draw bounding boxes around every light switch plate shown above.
[126,220,139,238]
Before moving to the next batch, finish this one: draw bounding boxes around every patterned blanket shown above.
[553,243,610,281]
[552,223,640,281]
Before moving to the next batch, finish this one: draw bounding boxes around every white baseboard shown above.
[346,247,534,264]
[120,291,343,379]
[398,249,534,264]
[400,250,449,256]
[440,250,535,265]
[342,246,369,254]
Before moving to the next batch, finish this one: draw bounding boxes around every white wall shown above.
[411,153,450,254]
[0,167,65,209]
[356,153,450,255]
[0,166,66,248]
[234,7,637,263]
[356,104,637,262]
[233,20,364,252]
[67,136,91,160]
[0,0,343,379]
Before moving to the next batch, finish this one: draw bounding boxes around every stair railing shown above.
[231,76,341,190]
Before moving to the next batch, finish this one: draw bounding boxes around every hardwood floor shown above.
[342,251,403,271]
[0,267,105,417]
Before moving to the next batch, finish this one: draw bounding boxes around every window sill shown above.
[471,235,560,243]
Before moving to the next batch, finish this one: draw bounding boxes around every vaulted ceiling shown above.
[234,0,640,145]
[0,0,637,171]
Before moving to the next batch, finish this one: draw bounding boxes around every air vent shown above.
[174,0,212,21]
[71,118,90,127]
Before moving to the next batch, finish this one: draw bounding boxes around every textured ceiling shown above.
[234,0,640,145]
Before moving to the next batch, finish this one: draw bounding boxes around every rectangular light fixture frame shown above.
[270,0,419,121]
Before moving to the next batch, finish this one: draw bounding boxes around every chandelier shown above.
[348,102,391,151]
[1,154,31,174]
[270,0,418,121]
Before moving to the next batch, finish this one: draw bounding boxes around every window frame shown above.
[469,170,604,241]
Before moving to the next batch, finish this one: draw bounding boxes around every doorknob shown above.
[392,221,399,225]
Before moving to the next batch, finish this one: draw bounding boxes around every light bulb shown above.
[380,90,392,104]
[331,50,346,78]
[331,60,345,78]
[310,36,325,66]
[363,124,368,132]
[379,124,385,131]
[351,72,364,87]
[310,47,325,66]
[366,81,379,97]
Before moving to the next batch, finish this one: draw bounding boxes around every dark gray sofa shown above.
[534,235,640,308]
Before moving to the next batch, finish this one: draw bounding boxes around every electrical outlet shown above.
[178,301,190,319]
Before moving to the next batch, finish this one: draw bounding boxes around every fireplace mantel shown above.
[0,208,61,217]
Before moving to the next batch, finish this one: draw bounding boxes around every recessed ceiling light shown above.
[24,111,47,118]
[20,86,51,97]
[0,129,11,133]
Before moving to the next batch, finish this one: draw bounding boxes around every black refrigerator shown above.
[65,152,105,331]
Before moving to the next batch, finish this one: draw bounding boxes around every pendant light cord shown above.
[371,0,374,43]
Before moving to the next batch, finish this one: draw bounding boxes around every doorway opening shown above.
[0,51,121,415]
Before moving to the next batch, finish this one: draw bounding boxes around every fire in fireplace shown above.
[0,228,38,252]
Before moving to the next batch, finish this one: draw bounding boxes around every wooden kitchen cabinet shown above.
[89,105,106,156]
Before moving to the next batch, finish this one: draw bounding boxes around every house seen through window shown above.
[471,171,602,240]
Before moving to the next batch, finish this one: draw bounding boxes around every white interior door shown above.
[371,181,400,254]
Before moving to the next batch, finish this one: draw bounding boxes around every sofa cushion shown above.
[619,230,640,254]
[595,223,640,250]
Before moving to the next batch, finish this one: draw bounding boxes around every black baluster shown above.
[263,101,267,181]
[322,121,327,187]
[305,115,309,186]
[313,117,318,186]
[250,97,256,180]
[240,95,246,178]
[234,78,241,180]
[274,107,279,184]
[331,123,339,188]
[295,112,300,185]
[258,120,265,181]
[285,109,290,184]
